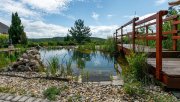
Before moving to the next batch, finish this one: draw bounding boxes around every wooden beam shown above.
[169,0,180,6]
[172,36,180,39]
[156,11,163,80]
[173,17,178,51]
[132,18,136,52]
[172,21,180,25]
[163,30,178,35]
[122,17,139,28]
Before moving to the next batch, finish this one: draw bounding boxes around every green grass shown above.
[0,52,21,70]
[43,85,68,101]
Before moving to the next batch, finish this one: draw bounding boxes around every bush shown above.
[27,42,39,47]
[124,52,148,83]
[0,34,9,48]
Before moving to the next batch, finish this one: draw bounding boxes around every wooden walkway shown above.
[114,10,180,89]
[117,44,180,88]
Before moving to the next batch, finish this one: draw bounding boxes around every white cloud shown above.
[0,0,39,18]
[21,0,71,13]
[21,18,69,38]
[0,0,117,39]
[92,12,99,21]
[90,25,118,38]
[107,14,113,19]
[155,0,168,5]
[123,15,139,19]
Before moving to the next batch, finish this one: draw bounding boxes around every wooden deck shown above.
[114,11,180,89]
[117,44,180,89]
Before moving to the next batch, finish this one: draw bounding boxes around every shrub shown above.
[124,52,148,83]
[0,34,8,48]
[43,86,61,101]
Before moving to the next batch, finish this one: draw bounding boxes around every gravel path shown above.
[0,74,144,102]
[0,73,178,102]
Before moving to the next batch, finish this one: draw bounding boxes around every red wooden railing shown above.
[114,10,180,80]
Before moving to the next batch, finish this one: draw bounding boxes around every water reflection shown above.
[40,48,122,81]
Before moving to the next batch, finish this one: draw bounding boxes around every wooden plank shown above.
[164,15,178,21]
[136,14,157,26]
[163,30,178,35]
[173,17,178,51]
[172,20,180,25]
[121,17,139,28]
[147,58,180,76]
[172,36,180,39]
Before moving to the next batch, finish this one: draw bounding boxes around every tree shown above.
[8,12,27,44]
[68,19,91,43]
[21,32,28,44]
[64,34,72,41]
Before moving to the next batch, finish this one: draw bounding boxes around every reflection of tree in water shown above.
[71,50,92,69]
[99,51,114,63]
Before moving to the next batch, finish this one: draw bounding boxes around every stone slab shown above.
[0,94,10,100]
[33,98,43,102]
[11,96,22,102]
[18,96,30,102]
[25,97,36,102]
[5,95,14,101]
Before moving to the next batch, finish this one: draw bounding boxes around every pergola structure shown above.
[169,0,180,6]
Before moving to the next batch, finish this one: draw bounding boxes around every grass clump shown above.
[43,86,68,101]
[46,56,75,79]
[47,57,59,76]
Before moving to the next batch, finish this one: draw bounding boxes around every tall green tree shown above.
[8,12,27,44]
[68,19,91,43]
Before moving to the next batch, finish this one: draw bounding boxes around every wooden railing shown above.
[114,10,180,80]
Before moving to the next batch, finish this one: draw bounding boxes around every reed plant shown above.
[100,37,115,53]
[47,57,59,77]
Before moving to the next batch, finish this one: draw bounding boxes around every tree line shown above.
[8,12,92,46]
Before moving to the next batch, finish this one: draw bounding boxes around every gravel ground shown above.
[0,72,178,102]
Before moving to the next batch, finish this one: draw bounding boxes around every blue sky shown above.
[0,0,170,38]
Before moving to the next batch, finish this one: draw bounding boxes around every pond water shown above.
[40,48,122,82]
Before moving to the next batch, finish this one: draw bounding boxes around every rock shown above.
[17,65,26,71]
[23,59,29,63]
[10,47,42,72]
[22,53,28,59]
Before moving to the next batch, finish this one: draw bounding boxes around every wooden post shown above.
[116,30,118,45]
[121,28,123,48]
[156,11,163,80]
[132,18,136,52]
[146,26,149,46]
[173,17,178,51]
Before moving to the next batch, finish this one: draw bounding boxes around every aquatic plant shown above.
[47,56,60,76]
[66,60,73,77]
[85,71,90,82]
